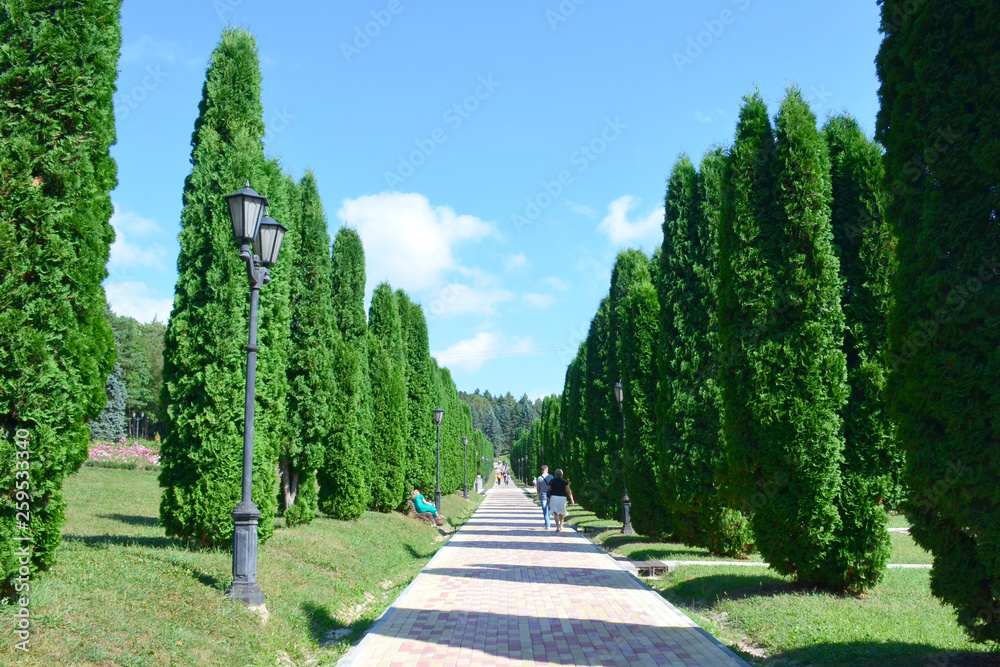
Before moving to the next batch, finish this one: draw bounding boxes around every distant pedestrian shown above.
[496,471,502,486]
[535,465,554,529]
[547,469,574,532]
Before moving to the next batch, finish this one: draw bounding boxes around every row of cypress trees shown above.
[0,0,123,595]
[514,88,897,591]
[157,28,491,549]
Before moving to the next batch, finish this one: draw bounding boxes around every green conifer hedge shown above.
[0,0,121,592]
[158,28,275,547]
[877,0,1000,640]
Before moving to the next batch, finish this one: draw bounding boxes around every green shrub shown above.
[0,0,121,594]
[877,0,1000,641]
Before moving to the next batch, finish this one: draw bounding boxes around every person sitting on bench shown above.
[411,489,443,526]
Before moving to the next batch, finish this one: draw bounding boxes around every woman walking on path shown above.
[547,469,574,532]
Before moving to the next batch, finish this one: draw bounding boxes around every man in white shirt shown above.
[535,465,555,529]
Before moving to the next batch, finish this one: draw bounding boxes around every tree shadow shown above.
[360,606,735,665]
[97,513,159,527]
[772,642,1000,666]
[663,572,801,608]
[301,601,372,647]
[63,533,184,550]
[405,544,436,560]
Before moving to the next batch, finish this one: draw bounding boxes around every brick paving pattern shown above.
[339,485,748,666]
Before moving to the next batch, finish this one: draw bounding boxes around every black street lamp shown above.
[131,411,137,439]
[613,379,634,535]
[433,407,444,511]
[462,436,469,499]
[224,181,287,608]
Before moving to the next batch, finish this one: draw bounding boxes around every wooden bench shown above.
[407,500,438,525]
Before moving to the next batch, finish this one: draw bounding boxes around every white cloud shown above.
[339,192,497,295]
[427,283,514,319]
[523,293,556,310]
[105,282,173,323]
[596,195,663,246]
[107,204,166,279]
[565,200,598,218]
[432,332,538,373]
[120,35,199,67]
[505,253,528,272]
[541,276,570,292]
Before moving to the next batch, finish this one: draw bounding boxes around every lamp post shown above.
[224,181,287,607]
[462,436,469,499]
[433,407,444,511]
[613,380,634,535]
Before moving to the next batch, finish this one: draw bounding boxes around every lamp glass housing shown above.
[433,407,444,425]
[225,182,269,243]
[255,216,287,267]
[613,380,623,405]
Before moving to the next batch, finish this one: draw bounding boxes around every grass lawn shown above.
[0,466,483,666]
[563,506,995,665]
[654,566,996,665]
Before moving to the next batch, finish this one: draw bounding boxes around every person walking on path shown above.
[411,489,443,527]
[547,469,574,532]
[535,465,554,529]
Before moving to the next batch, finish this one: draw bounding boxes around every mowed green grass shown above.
[565,508,994,665]
[655,566,995,665]
[0,467,483,666]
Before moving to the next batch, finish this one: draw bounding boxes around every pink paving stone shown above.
[338,486,748,667]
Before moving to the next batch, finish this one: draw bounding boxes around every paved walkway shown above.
[338,486,748,666]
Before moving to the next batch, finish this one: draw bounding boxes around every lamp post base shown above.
[226,500,266,606]
[435,490,442,513]
[621,494,635,536]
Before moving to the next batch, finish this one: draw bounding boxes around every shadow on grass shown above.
[663,572,794,607]
[405,544,436,560]
[98,513,159,527]
[771,642,1000,666]
[301,601,374,647]
[63,533,184,550]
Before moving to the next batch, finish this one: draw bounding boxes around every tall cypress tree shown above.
[397,290,436,494]
[824,114,895,587]
[580,297,615,517]
[610,249,668,537]
[368,282,407,511]
[158,28,274,547]
[561,345,587,491]
[283,171,335,526]
[877,0,1000,639]
[319,227,372,518]
[618,268,671,538]
[0,0,121,592]
[734,87,849,587]
[658,153,752,556]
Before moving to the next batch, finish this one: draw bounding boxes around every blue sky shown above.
[106,0,883,400]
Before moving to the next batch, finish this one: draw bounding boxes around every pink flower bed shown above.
[88,437,160,466]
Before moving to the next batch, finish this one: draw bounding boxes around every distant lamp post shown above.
[462,436,469,499]
[613,380,634,535]
[140,411,145,440]
[433,407,444,511]
[224,181,287,608]
[131,411,137,439]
